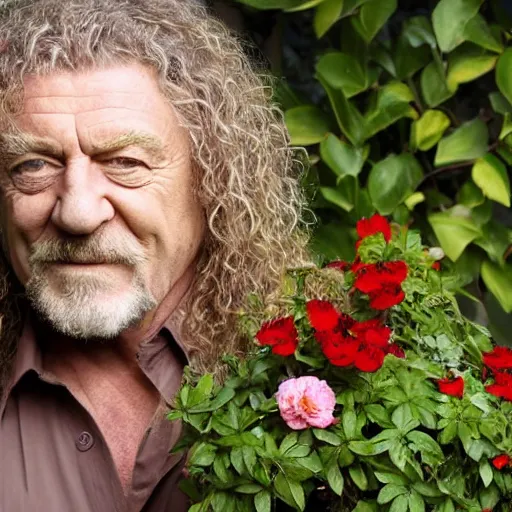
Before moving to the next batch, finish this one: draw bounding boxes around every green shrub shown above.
[231,0,512,339]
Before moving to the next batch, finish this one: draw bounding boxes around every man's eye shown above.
[105,157,145,169]
[11,159,47,174]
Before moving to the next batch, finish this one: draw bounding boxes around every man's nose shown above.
[51,157,115,235]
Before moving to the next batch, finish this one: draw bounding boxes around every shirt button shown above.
[76,431,95,452]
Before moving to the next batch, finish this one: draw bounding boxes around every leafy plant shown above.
[170,215,512,511]
[228,0,512,339]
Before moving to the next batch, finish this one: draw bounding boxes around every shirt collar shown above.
[1,307,189,415]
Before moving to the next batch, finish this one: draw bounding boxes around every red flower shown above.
[353,261,408,310]
[325,261,350,272]
[485,371,512,401]
[483,346,512,372]
[437,376,464,399]
[387,343,406,359]
[492,454,512,470]
[256,316,298,356]
[431,261,441,271]
[356,214,391,246]
[306,300,340,331]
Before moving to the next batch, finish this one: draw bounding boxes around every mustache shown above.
[28,233,146,267]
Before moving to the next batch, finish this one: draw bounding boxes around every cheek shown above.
[1,190,55,282]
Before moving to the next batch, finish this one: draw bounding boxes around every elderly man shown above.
[0,0,304,510]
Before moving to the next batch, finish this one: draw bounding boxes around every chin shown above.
[26,271,157,339]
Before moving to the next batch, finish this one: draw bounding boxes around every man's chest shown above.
[1,375,185,512]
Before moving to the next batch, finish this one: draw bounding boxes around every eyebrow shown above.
[0,130,168,163]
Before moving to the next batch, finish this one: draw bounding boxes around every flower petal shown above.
[306,299,340,331]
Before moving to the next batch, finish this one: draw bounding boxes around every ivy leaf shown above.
[446,47,498,90]
[410,109,451,151]
[316,74,365,146]
[428,211,482,261]
[320,133,366,178]
[351,0,397,43]
[434,118,488,166]
[481,260,512,313]
[432,0,484,53]
[368,153,423,215]
[284,106,330,146]
[496,48,512,106]
[463,14,503,53]
[472,154,511,207]
[285,0,329,11]
[363,82,418,140]
[421,61,456,108]
[314,0,344,38]
[316,52,368,98]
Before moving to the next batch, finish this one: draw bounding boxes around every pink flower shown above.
[276,376,336,430]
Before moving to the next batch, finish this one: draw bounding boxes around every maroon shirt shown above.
[0,314,189,512]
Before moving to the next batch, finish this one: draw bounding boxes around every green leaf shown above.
[187,374,214,407]
[447,48,497,90]
[463,14,503,53]
[472,154,511,207]
[349,464,369,491]
[254,490,271,512]
[316,74,365,146]
[320,179,356,212]
[363,82,418,140]
[481,260,512,313]
[389,494,409,512]
[342,409,358,439]
[314,0,344,38]
[351,0,397,43]
[479,460,494,488]
[394,34,431,80]
[457,180,485,207]
[312,428,343,446]
[432,0,484,53]
[474,220,510,263]
[408,490,425,512]
[189,442,217,467]
[316,52,367,98]
[368,153,423,215]
[378,484,408,504]
[489,91,512,115]
[274,473,305,511]
[285,0,329,11]
[284,106,329,146]
[497,47,512,106]
[235,484,263,494]
[320,134,365,178]
[392,403,420,433]
[421,61,456,108]
[428,211,482,261]
[402,16,436,48]
[190,387,236,412]
[434,118,488,166]
[410,109,451,151]
[406,431,444,466]
[326,459,344,495]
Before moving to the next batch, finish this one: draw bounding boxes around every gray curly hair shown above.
[0,0,307,393]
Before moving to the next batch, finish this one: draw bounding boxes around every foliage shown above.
[170,216,512,511]
[228,0,512,339]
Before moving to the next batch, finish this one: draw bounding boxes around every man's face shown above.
[0,64,205,338]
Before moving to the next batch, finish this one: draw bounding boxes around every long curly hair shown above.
[0,0,307,393]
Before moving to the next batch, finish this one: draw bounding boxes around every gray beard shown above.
[25,263,157,340]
